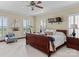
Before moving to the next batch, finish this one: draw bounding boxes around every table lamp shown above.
[71,24,78,37]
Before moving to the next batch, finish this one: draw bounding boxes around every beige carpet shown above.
[0,39,79,57]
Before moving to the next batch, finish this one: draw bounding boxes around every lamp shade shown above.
[71,24,78,29]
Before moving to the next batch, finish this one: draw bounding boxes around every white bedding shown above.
[50,32,66,48]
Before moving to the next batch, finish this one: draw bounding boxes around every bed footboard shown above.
[26,33,54,56]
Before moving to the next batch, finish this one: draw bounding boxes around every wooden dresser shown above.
[67,37,79,50]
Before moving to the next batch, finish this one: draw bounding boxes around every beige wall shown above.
[34,5,79,32]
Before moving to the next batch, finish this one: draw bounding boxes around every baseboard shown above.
[0,37,25,42]
[0,40,5,42]
[56,42,66,50]
[16,37,25,39]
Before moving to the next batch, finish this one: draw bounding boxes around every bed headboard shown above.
[56,30,67,36]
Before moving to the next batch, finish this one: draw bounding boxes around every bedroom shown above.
[26,1,79,57]
[0,0,79,58]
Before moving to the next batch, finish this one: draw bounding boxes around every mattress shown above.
[49,32,66,51]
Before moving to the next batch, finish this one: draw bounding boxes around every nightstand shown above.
[67,37,79,50]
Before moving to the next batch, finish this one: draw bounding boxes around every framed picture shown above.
[48,18,56,23]
[48,17,62,24]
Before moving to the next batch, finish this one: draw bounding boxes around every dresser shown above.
[67,37,79,50]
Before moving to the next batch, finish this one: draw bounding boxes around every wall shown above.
[34,5,79,32]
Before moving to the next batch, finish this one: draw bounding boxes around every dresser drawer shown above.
[67,38,79,45]
[67,43,79,50]
[67,40,79,45]
[67,37,79,50]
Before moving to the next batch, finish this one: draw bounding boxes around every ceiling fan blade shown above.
[37,1,42,4]
[31,1,35,5]
[35,5,43,9]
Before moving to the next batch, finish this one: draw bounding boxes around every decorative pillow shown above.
[50,30,56,34]
[45,32,53,35]
[45,29,56,35]
[55,32,65,36]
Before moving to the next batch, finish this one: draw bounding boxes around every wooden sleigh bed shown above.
[26,30,67,57]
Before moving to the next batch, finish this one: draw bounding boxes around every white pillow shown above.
[55,32,65,36]
[45,29,56,34]
[45,29,50,32]
[51,30,56,34]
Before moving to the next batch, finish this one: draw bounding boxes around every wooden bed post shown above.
[48,52,51,57]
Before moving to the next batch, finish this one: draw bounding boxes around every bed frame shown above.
[26,30,67,57]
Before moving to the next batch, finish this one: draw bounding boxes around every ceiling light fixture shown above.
[27,1,43,10]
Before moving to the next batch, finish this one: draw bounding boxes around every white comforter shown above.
[51,32,66,48]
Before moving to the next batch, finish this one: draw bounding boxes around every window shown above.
[68,15,79,37]
[23,19,30,34]
[0,16,8,39]
[68,16,74,36]
[40,19,46,32]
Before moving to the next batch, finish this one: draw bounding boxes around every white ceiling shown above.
[0,1,79,16]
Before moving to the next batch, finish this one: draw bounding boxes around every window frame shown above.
[0,16,8,39]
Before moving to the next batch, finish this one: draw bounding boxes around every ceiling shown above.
[0,1,79,16]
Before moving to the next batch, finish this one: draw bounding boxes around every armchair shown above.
[5,33,17,43]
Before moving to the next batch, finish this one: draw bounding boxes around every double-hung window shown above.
[68,15,79,37]
[40,19,46,32]
[0,16,8,39]
[23,19,30,34]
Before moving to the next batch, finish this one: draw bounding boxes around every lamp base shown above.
[72,32,76,37]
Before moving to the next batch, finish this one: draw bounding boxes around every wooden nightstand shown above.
[67,37,79,50]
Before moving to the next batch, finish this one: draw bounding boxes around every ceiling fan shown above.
[27,1,43,10]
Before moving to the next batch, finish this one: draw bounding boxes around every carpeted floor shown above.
[0,39,79,57]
